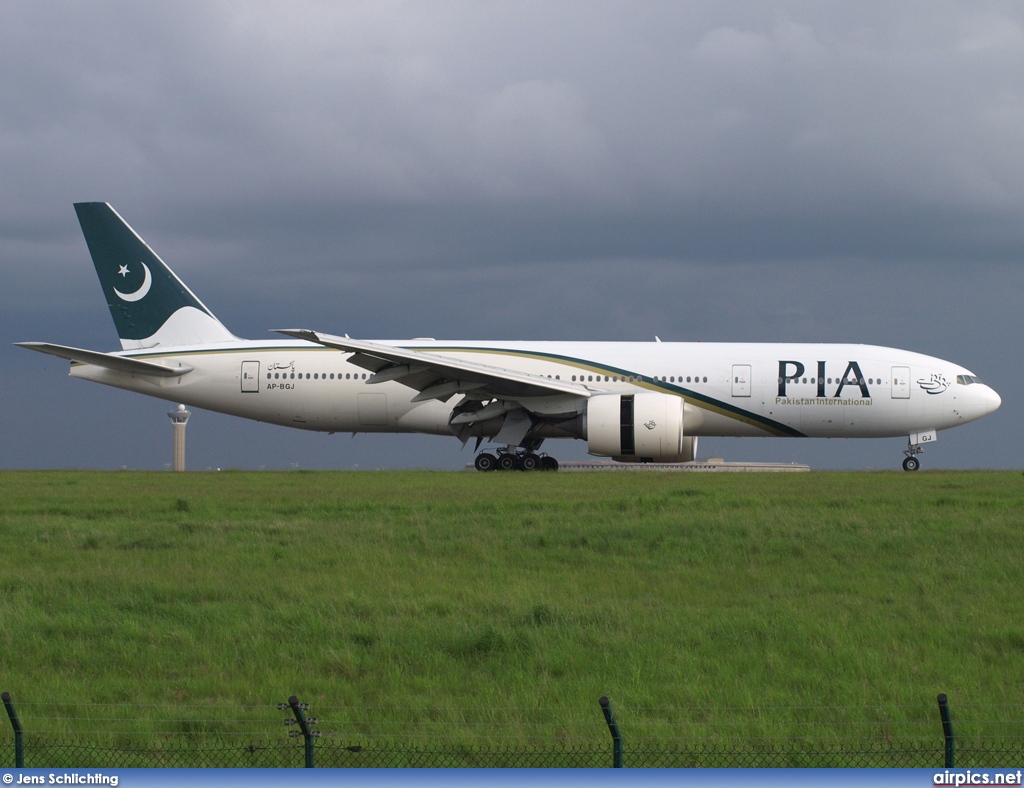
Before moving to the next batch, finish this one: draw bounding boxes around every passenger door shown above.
[732,364,751,397]
[241,361,260,393]
[891,366,910,399]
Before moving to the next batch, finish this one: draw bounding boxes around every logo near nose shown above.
[917,373,950,395]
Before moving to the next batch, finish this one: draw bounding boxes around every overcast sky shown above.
[2,1,1021,471]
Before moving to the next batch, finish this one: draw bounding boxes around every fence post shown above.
[937,693,955,768]
[288,696,316,768]
[2,692,24,768]
[599,696,623,768]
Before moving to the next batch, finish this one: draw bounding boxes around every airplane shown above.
[18,202,1001,472]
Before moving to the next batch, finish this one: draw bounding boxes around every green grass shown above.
[0,470,1021,748]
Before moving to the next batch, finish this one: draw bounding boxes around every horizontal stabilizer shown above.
[15,342,193,378]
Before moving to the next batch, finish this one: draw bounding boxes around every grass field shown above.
[0,470,1021,748]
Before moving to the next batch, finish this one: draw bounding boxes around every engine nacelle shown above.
[587,392,697,463]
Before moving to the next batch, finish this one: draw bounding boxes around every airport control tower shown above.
[167,404,191,471]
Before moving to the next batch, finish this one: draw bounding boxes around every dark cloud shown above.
[1,1,1020,470]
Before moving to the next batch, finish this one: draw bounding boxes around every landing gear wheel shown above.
[902,456,920,472]
[521,453,541,471]
[474,453,497,472]
[541,456,559,471]
[498,453,520,471]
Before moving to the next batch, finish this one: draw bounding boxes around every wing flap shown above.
[16,342,193,378]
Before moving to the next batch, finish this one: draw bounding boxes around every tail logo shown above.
[113,262,153,302]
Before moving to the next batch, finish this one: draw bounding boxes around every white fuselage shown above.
[68,339,1001,443]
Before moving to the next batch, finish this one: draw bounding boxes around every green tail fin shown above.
[74,202,237,349]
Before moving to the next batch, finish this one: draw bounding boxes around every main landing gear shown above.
[474,448,559,472]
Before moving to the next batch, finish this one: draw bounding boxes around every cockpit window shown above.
[956,374,983,385]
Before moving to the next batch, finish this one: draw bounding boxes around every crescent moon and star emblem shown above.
[113,262,153,302]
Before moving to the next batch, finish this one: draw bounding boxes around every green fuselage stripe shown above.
[426,346,804,438]
[99,343,805,438]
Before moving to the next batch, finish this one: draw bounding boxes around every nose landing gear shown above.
[901,431,934,471]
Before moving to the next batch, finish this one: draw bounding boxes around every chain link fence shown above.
[6,738,1024,768]
[4,692,1022,768]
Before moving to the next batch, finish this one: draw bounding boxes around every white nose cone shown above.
[985,386,1002,415]
[957,383,1001,425]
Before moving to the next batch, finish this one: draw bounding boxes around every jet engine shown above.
[587,392,697,463]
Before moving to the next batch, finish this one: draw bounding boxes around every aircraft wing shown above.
[274,329,590,402]
[15,342,193,378]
